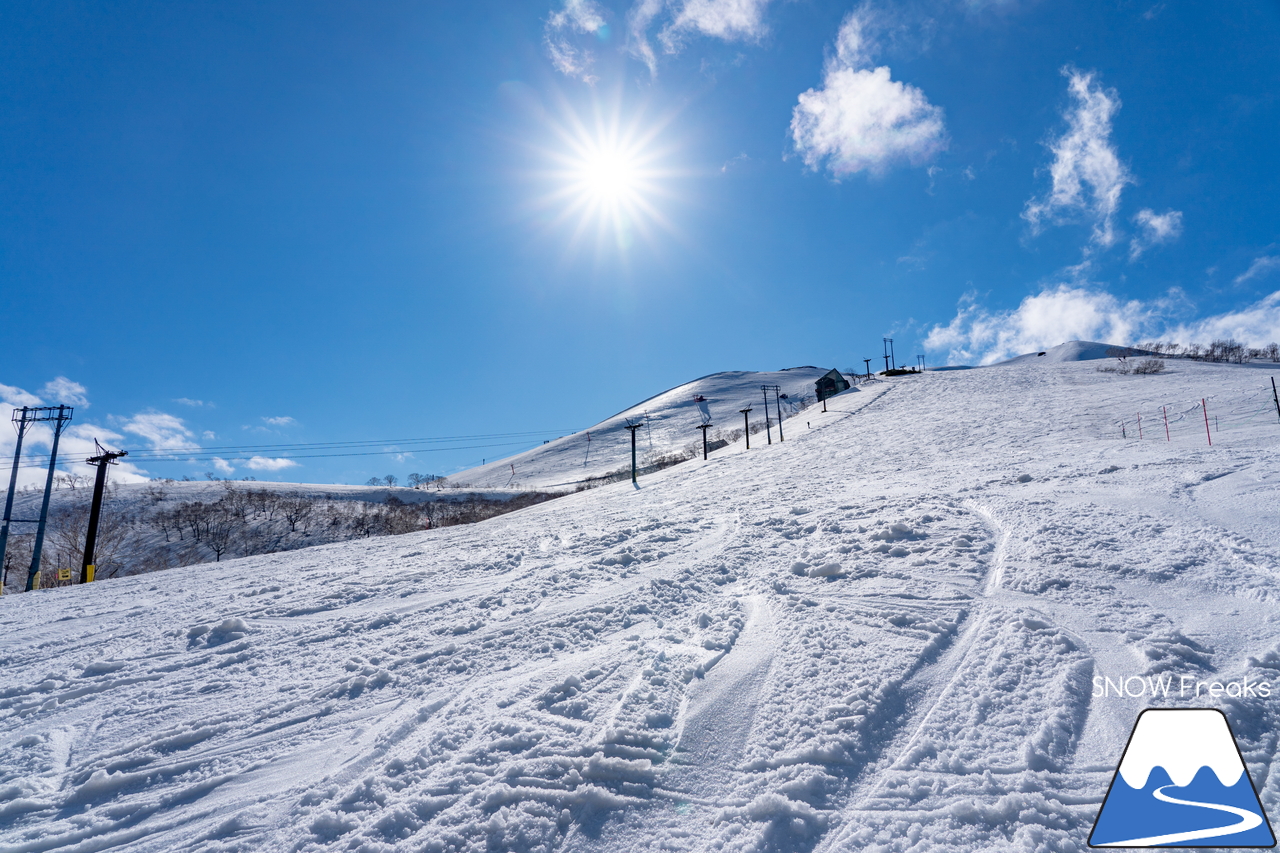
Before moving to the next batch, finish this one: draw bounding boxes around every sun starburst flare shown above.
[532,95,682,256]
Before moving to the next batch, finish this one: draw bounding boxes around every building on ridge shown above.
[815,368,850,402]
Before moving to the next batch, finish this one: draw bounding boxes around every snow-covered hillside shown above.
[0,481,547,593]
[997,340,1142,364]
[3,356,1280,852]
[451,367,844,490]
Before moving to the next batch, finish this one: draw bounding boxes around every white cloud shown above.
[262,416,297,427]
[0,382,42,408]
[1129,208,1183,260]
[1234,255,1280,285]
[174,397,210,408]
[246,456,299,471]
[791,69,946,177]
[833,7,877,67]
[211,457,235,475]
[662,0,773,46]
[117,411,198,453]
[1162,291,1280,347]
[790,10,946,178]
[550,0,606,31]
[40,377,89,408]
[547,40,597,82]
[626,0,665,75]
[925,285,1155,365]
[50,425,151,486]
[720,152,751,173]
[0,380,151,488]
[926,286,1280,365]
[546,0,608,82]
[1023,69,1132,250]
[627,0,773,75]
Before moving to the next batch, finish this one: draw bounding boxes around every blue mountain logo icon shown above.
[1090,708,1276,848]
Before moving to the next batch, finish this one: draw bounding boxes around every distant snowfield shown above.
[3,352,1280,853]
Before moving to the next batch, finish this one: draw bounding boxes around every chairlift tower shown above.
[0,407,39,585]
[773,386,784,442]
[762,385,783,442]
[760,386,773,444]
[0,406,75,592]
[80,440,128,583]
[697,422,714,460]
[624,421,642,484]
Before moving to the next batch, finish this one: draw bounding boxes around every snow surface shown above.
[3,356,1280,853]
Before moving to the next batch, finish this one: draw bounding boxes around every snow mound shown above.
[997,340,1156,365]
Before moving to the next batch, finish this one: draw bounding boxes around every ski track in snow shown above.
[2,358,1280,852]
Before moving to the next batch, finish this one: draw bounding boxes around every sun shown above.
[532,95,680,254]
[578,146,640,202]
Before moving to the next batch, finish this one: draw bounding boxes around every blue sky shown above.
[1,0,1278,486]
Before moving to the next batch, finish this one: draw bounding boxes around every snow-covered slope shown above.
[450,367,846,489]
[3,358,1280,852]
[998,339,1154,364]
[6,479,530,520]
[0,480,540,593]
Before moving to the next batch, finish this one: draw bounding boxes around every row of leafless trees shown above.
[363,473,449,488]
[1136,339,1280,363]
[1,481,562,592]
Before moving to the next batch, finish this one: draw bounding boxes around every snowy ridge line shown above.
[450,367,838,490]
[594,369,766,424]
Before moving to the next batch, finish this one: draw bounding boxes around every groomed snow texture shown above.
[3,355,1280,853]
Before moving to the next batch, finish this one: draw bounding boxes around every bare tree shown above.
[281,497,314,533]
[204,505,242,562]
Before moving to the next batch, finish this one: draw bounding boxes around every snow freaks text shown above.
[1093,675,1272,700]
